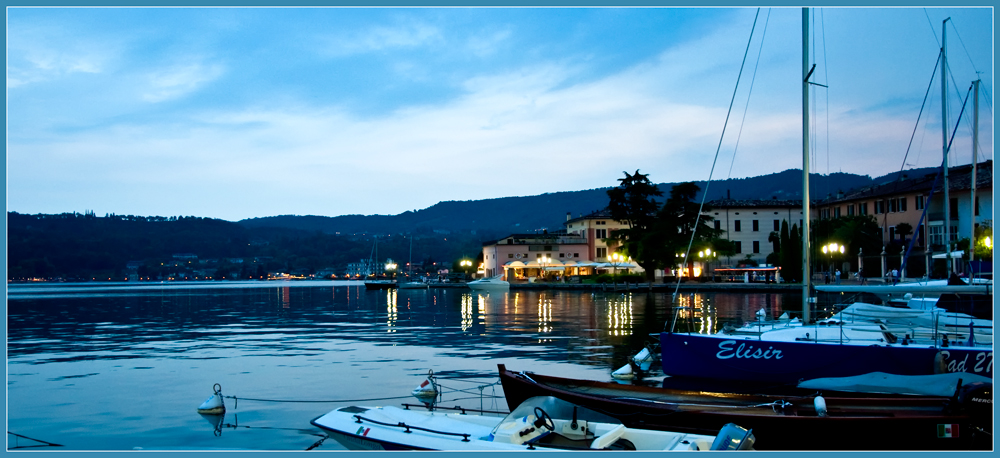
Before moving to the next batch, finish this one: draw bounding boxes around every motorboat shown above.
[310,395,755,451]
[467,275,510,291]
[363,279,396,290]
[497,365,992,451]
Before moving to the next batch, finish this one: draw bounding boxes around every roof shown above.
[565,208,613,225]
[819,160,992,205]
[706,199,804,208]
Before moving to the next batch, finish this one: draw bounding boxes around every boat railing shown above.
[352,414,472,442]
[400,404,508,416]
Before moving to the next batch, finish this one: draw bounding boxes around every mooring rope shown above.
[7,431,63,449]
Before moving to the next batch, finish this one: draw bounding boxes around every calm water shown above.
[7,281,801,451]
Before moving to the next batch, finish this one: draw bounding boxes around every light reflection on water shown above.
[7,282,800,451]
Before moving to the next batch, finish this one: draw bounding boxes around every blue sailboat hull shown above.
[659,332,993,384]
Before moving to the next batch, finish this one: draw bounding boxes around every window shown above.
[847,204,855,216]
[888,199,897,213]
[874,200,885,214]
[559,253,565,258]
[734,220,742,232]
[975,196,980,216]
[915,195,924,210]
[900,197,906,212]
[773,220,780,231]
[889,226,896,241]
[950,198,959,219]
[596,247,607,258]
[573,253,579,258]
[595,229,608,239]
[714,220,721,231]
[859,202,868,215]
[508,253,514,258]
[834,207,841,218]
[752,241,760,253]
[752,220,759,232]
[734,241,742,253]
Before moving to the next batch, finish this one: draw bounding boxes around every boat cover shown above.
[797,371,992,397]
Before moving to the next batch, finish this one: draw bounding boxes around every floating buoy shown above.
[197,383,226,415]
[611,363,634,380]
[633,347,655,372]
[813,396,827,417]
[411,370,438,401]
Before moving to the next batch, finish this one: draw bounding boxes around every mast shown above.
[971,79,979,262]
[801,7,812,323]
[941,18,952,275]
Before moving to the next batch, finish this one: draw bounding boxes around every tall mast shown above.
[941,18,952,275]
[971,79,979,262]
[801,7,812,323]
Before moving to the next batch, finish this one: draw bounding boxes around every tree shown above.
[895,222,913,245]
[606,170,663,280]
[654,182,723,279]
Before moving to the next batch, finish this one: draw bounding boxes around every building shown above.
[705,199,812,266]
[814,161,992,275]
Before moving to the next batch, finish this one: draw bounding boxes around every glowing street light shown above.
[385,259,398,279]
[821,242,844,282]
[538,255,552,281]
[459,259,472,278]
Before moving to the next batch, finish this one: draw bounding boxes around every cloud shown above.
[320,22,443,57]
[6,23,114,88]
[141,61,226,103]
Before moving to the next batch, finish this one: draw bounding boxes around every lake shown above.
[7,280,801,451]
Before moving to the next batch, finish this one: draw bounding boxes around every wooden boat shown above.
[311,395,754,451]
[497,365,992,451]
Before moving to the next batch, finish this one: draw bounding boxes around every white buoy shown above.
[197,383,226,415]
[633,347,654,371]
[813,396,828,417]
[411,370,438,401]
[611,363,634,380]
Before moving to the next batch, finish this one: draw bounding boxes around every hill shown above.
[239,169,876,236]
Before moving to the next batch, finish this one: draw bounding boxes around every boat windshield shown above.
[492,396,621,435]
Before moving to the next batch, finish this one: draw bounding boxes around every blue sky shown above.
[7,7,993,221]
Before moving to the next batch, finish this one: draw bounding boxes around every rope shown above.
[7,432,63,449]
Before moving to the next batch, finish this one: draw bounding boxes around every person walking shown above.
[835,269,841,284]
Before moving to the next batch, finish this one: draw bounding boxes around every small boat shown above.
[467,275,510,291]
[364,279,396,290]
[497,365,993,451]
[311,395,755,451]
[397,237,429,289]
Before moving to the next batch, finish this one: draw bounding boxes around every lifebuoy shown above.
[515,253,522,259]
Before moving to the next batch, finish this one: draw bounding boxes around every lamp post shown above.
[459,259,472,279]
[698,248,714,279]
[675,252,686,279]
[609,252,625,284]
[821,242,844,283]
[538,255,551,282]
[385,260,397,280]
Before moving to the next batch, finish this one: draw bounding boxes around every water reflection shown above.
[461,294,473,331]
[386,289,397,333]
[537,294,552,337]
[606,294,633,337]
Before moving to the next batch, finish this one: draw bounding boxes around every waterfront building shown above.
[814,160,992,276]
[705,199,813,267]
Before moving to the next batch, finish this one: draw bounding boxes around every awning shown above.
[504,261,527,267]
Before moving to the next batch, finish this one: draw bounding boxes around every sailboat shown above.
[364,237,396,290]
[657,9,993,385]
[398,236,429,289]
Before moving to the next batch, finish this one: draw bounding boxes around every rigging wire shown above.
[725,8,771,181]
[672,8,761,301]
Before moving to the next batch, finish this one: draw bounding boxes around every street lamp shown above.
[698,248,714,278]
[385,259,398,280]
[821,242,844,282]
[459,259,472,278]
[675,252,686,278]
[538,255,551,281]
[609,252,625,283]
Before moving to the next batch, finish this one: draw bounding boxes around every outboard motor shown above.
[710,423,755,450]
[957,382,993,432]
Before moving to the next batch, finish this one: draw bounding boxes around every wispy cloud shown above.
[141,61,226,103]
[320,22,443,57]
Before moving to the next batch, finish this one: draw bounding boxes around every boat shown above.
[467,275,510,291]
[497,365,993,451]
[659,10,993,385]
[363,237,397,290]
[311,395,755,451]
[397,236,429,290]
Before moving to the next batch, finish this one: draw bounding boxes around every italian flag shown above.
[937,424,959,438]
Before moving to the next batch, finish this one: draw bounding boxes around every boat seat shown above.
[590,424,626,449]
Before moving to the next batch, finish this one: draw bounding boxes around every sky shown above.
[6,7,994,222]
